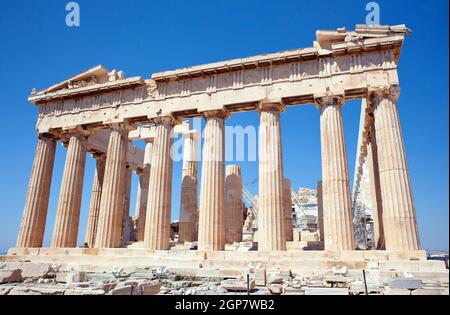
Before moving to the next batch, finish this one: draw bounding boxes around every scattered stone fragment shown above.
[64,289,105,295]
[109,285,133,295]
[324,275,353,288]
[268,273,283,284]
[56,272,86,284]
[220,279,255,292]
[268,284,283,294]
[0,269,23,284]
[137,280,161,295]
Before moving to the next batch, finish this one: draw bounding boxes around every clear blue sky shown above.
[0,0,448,252]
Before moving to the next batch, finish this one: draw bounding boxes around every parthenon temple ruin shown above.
[2,24,447,294]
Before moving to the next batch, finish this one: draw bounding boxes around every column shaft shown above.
[85,154,106,247]
[179,133,199,243]
[95,127,129,248]
[225,165,243,243]
[51,133,87,248]
[283,178,293,242]
[179,162,199,242]
[144,117,176,250]
[258,102,285,251]
[17,135,56,248]
[135,166,150,241]
[366,121,385,249]
[198,110,227,251]
[318,96,355,251]
[316,180,325,243]
[372,88,420,250]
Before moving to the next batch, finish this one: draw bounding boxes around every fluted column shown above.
[225,165,243,243]
[85,153,106,248]
[179,131,199,243]
[282,178,293,242]
[317,95,355,251]
[365,117,385,249]
[16,134,56,248]
[135,140,152,242]
[198,110,228,251]
[51,132,87,248]
[144,116,178,250]
[258,102,286,251]
[95,125,129,248]
[135,168,149,241]
[371,87,420,250]
[317,180,325,243]
[121,165,133,242]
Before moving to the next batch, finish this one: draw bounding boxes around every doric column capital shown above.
[202,109,230,120]
[108,122,134,133]
[369,85,400,103]
[257,100,285,113]
[60,129,90,147]
[91,152,106,160]
[149,115,180,126]
[314,95,344,110]
[37,132,57,141]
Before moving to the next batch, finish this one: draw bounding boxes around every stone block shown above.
[304,287,349,295]
[268,284,283,294]
[254,268,266,286]
[411,289,445,296]
[349,281,382,294]
[389,279,422,290]
[268,273,283,284]
[0,269,23,284]
[109,285,133,295]
[283,287,304,295]
[138,280,161,295]
[56,272,86,283]
[384,288,411,295]
[19,263,52,279]
[64,289,105,295]
[221,279,256,292]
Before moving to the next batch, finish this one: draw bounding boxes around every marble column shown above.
[179,131,199,243]
[225,165,243,243]
[85,153,106,248]
[95,125,129,248]
[316,180,324,243]
[51,132,87,248]
[135,140,152,242]
[144,116,178,250]
[365,117,385,249]
[17,134,56,248]
[283,178,293,242]
[198,110,228,251]
[371,87,420,250]
[135,168,149,241]
[317,95,355,251]
[121,165,133,243]
[258,102,286,251]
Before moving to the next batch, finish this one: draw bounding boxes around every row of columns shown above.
[17,86,420,251]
